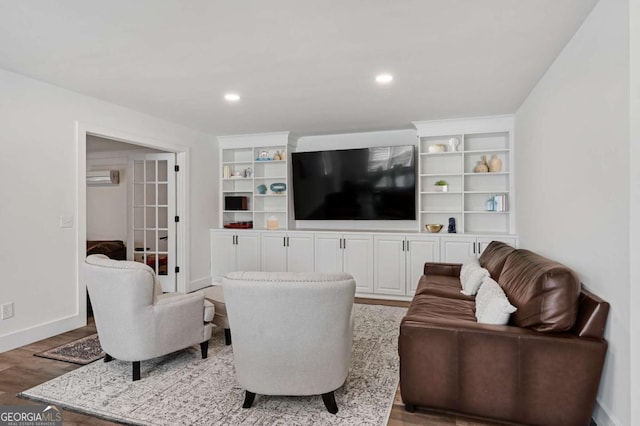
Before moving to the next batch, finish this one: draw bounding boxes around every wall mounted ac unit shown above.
[87,170,120,186]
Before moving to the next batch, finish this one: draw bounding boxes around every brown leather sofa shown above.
[399,241,609,426]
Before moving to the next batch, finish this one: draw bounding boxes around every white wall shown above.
[629,0,639,423]
[515,0,630,424]
[0,68,217,352]
[86,155,128,242]
[295,129,418,231]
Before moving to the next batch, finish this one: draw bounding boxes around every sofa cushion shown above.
[406,294,476,323]
[499,249,580,332]
[415,275,475,301]
[475,277,516,325]
[460,259,489,296]
[478,240,516,280]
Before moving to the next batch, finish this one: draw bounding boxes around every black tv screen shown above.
[291,145,416,220]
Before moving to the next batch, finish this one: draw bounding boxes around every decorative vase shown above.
[448,137,460,152]
[489,155,502,172]
[473,155,489,173]
[267,216,279,230]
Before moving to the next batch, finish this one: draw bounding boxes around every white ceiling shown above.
[0,1,598,137]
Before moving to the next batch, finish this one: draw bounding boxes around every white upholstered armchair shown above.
[223,271,356,414]
[85,254,213,380]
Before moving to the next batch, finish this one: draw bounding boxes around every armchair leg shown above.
[322,391,338,414]
[242,391,256,408]
[132,361,141,381]
[104,354,113,363]
[200,341,209,359]
[224,328,232,345]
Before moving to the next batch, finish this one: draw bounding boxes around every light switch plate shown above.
[1,302,14,320]
[59,215,73,228]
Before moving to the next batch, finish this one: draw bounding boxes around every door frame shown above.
[76,121,190,320]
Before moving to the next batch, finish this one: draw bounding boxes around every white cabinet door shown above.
[374,235,406,296]
[261,232,287,272]
[406,236,440,294]
[286,233,315,272]
[236,232,261,272]
[314,233,343,273]
[344,234,374,294]
[211,231,236,281]
[440,237,477,263]
[477,236,518,255]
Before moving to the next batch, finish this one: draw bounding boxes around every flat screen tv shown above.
[291,145,416,220]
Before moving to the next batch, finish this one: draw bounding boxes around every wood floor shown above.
[0,299,497,426]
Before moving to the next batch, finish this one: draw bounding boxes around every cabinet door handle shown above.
[340,238,343,249]
[472,242,476,254]
[343,238,346,250]
[477,242,482,253]
[283,237,286,247]
[402,240,405,252]
[287,236,290,247]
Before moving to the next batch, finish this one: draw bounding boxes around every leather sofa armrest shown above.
[423,262,462,277]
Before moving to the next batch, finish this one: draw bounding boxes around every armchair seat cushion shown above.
[204,300,215,323]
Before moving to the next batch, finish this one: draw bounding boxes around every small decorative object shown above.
[473,155,489,173]
[448,217,457,233]
[232,171,242,177]
[270,182,287,194]
[257,150,271,161]
[427,144,446,153]
[267,215,279,230]
[273,150,282,160]
[489,154,502,172]
[493,194,506,212]
[425,224,443,233]
[256,184,267,194]
[244,166,253,178]
[448,137,460,152]
[434,180,448,192]
[486,196,496,212]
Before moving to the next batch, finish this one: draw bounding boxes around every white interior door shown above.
[128,153,177,292]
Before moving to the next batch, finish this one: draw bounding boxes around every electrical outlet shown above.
[1,302,14,320]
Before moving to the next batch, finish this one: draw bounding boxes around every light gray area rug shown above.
[21,304,406,426]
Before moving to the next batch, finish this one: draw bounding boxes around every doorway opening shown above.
[77,123,189,321]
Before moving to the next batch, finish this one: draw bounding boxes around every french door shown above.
[128,153,177,292]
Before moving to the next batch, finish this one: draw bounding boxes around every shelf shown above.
[463,149,509,154]
[254,194,287,197]
[463,172,509,176]
[222,161,253,165]
[222,190,252,193]
[420,191,462,195]
[420,173,463,177]
[420,210,461,214]
[254,210,287,214]
[420,152,462,156]
[464,211,509,214]
[223,210,253,213]
[254,159,287,164]
[254,176,287,180]
[222,177,252,181]
[464,190,510,194]
[133,204,169,208]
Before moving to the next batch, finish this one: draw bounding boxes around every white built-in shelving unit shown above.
[413,116,515,235]
[218,132,296,230]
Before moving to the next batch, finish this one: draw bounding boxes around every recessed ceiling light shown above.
[375,74,393,84]
[224,93,240,102]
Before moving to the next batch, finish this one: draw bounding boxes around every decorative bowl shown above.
[270,182,287,194]
[425,224,443,233]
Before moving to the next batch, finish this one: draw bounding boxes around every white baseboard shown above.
[355,292,412,302]
[0,314,86,353]
[593,399,619,426]
[189,276,213,292]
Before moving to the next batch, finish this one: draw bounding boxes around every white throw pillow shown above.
[459,258,489,296]
[475,277,517,325]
